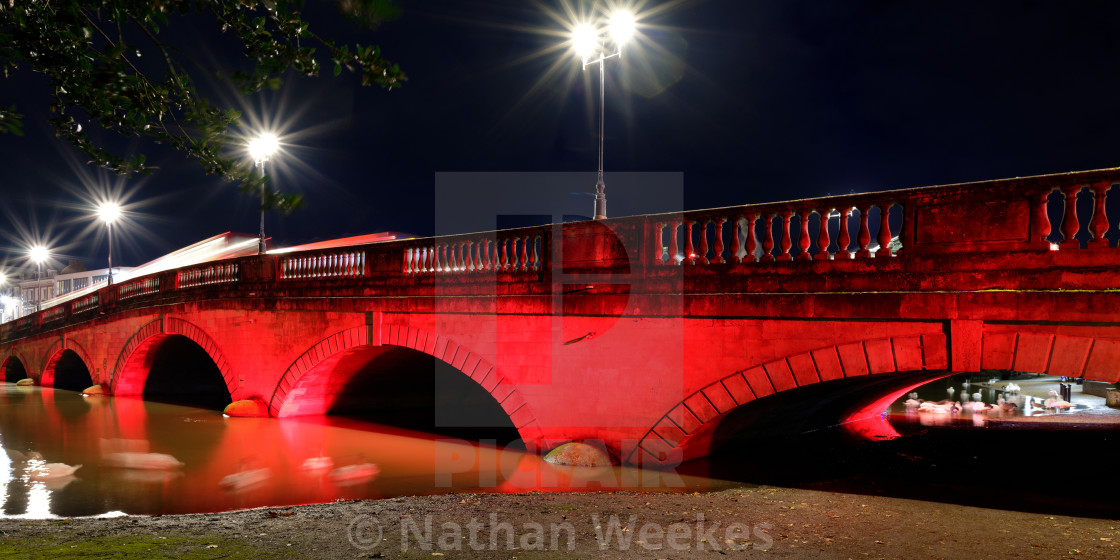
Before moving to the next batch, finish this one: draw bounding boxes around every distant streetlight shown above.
[29,245,48,312]
[572,9,636,220]
[248,133,280,254]
[98,202,122,285]
[0,294,11,323]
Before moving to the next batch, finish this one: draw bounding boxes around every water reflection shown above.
[0,384,706,518]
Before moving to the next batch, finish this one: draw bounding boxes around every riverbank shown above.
[3,486,1117,559]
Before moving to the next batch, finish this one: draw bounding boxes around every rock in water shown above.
[543,442,612,467]
[82,384,107,396]
[223,398,267,417]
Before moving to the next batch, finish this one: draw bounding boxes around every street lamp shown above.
[248,133,280,254]
[572,9,636,220]
[98,202,122,285]
[29,245,48,312]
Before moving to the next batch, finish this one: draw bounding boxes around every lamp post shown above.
[29,245,48,312]
[98,202,122,285]
[248,133,280,254]
[572,10,635,220]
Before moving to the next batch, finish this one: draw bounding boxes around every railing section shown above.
[119,277,160,300]
[653,194,905,265]
[178,262,241,288]
[280,251,365,279]
[402,229,547,275]
[651,173,1120,265]
[41,306,66,323]
[72,293,99,314]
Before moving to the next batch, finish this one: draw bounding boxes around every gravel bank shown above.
[3,486,1118,559]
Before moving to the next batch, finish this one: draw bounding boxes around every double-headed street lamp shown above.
[29,245,48,312]
[98,202,122,285]
[249,133,280,255]
[572,10,636,220]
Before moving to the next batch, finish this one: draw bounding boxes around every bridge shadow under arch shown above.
[141,335,233,410]
[627,334,949,466]
[270,324,543,445]
[111,318,237,411]
[0,353,28,383]
[41,349,94,392]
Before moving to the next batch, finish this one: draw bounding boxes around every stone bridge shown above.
[3,168,1120,466]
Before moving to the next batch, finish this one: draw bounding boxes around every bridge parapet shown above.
[3,168,1120,343]
[401,225,550,275]
[650,168,1120,267]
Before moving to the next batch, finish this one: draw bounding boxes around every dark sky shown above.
[4,0,1120,272]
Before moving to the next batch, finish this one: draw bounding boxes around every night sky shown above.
[4,0,1120,272]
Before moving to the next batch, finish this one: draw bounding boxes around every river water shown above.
[0,385,705,519]
[4,373,1118,519]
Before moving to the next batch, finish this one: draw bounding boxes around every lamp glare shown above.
[248,133,280,162]
[572,24,598,59]
[98,202,122,225]
[609,11,635,45]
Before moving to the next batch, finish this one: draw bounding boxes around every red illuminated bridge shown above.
[3,169,1120,466]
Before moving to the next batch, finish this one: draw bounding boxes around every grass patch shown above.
[0,534,292,559]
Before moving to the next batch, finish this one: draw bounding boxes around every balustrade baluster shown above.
[877,203,894,257]
[669,221,681,265]
[698,220,711,264]
[856,206,872,258]
[1061,185,1081,248]
[777,211,793,261]
[712,217,726,264]
[815,210,831,260]
[779,210,797,260]
[733,217,746,263]
[761,214,775,262]
[532,235,541,270]
[684,220,696,265]
[838,207,852,259]
[744,214,758,263]
[520,236,529,271]
[1091,182,1110,247]
[654,223,665,265]
[1039,189,1054,245]
[797,210,812,261]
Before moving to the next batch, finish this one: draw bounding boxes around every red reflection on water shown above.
[1,387,704,518]
[840,374,954,441]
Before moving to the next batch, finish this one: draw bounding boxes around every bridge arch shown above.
[0,348,31,383]
[626,334,949,467]
[269,323,544,444]
[39,337,96,390]
[109,317,240,400]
